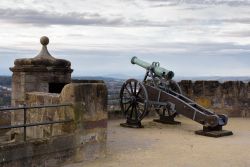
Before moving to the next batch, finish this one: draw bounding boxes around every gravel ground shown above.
[65,117,250,167]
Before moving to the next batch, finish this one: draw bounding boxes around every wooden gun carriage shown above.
[120,57,233,137]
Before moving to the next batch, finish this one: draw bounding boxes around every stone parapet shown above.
[179,80,250,117]
[1,81,108,166]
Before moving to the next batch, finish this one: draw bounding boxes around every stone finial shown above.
[40,36,49,46]
[34,36,55,60]
[11,36,72,69]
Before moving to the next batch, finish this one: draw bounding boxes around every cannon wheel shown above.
[169,80,182,95]
[155,80,182,117]
[120,79,149,127]
[154,80,182,124]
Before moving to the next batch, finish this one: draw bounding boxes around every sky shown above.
[0,0,250,78]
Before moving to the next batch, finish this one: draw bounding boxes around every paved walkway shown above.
[65,117,250,167]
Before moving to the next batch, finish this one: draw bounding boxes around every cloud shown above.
[133,17,250,27]
[51,41,250,57]
[1,41,250,76]
[0,0,249,77]
[220,30,250,37]
[0,8,185,27]
[221,18,250,24]
[0,8,123,26]
[1,6,250,28]
[0,7,182,27]
[145,0,250,7]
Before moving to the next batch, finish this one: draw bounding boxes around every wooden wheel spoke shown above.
[137,94,145,102]
[122,97,131,103]
[129,82,134,94]
[136,87,142,96]
[137,98,145,103]
[136,104,143,115]
[130,105,135,118]
[125,85,133,96]
[122,100,131,104]
[125,104,132,114]
[134,82,137,95]
[134,105,139,120]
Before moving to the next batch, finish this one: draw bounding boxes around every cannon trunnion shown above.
[120,57,233,137]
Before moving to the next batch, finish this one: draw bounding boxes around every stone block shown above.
[221,81,235,96]
[203,81,220,96]
[25,83,37,92]
[195,97,212,108]
[60,83,108,121]
[38,82,48,92]
[12,73,21,83]
[20,72,25,84]
[223,97,235,107]
[193,81,204,96]
[232,81,246,98]
[178,80,193,97]
[178,80,249,117]
[39,74,50,82]
[25,75,37,83]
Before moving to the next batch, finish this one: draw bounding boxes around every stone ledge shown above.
[0,131,106,166]
[0,134,74,164]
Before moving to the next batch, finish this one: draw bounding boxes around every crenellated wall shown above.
[179,80,250,117]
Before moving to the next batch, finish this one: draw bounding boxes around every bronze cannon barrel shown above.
[131,56,174,80]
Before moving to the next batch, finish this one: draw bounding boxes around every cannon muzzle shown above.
[131,56,174,80]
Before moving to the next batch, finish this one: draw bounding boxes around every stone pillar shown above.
[60,81,108,161]
[9,36,73,128]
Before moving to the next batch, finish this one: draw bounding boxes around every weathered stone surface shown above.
[5,37,107,166]
[25,92,72,139]
[60,82,108,163]
[179,80,193,97]
[10,38,73,132]
[203,81,220,96]
[10,36,73,106]
[60,83,108,122]
[179,80,250,117]
[193,81,204,96]
[1,81,108,166]
[0,134,76,166]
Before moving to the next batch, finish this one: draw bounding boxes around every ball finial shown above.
[40,36,49,46]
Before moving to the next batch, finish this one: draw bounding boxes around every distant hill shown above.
[175,76,250,83]
[72,76,124,82]
[1,75,249,87]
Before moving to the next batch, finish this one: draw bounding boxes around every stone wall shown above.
[0,81,108,166]
[11,71,71,106]
[107,80,250,118]
[25,92,73,139]
[60,81,108,162]
[179,80,250,117]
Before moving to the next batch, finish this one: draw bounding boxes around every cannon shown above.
[120,57,233,137]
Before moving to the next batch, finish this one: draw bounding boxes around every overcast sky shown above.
[0,0,250,77]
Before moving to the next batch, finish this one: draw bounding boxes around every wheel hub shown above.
[130,96,137,104]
